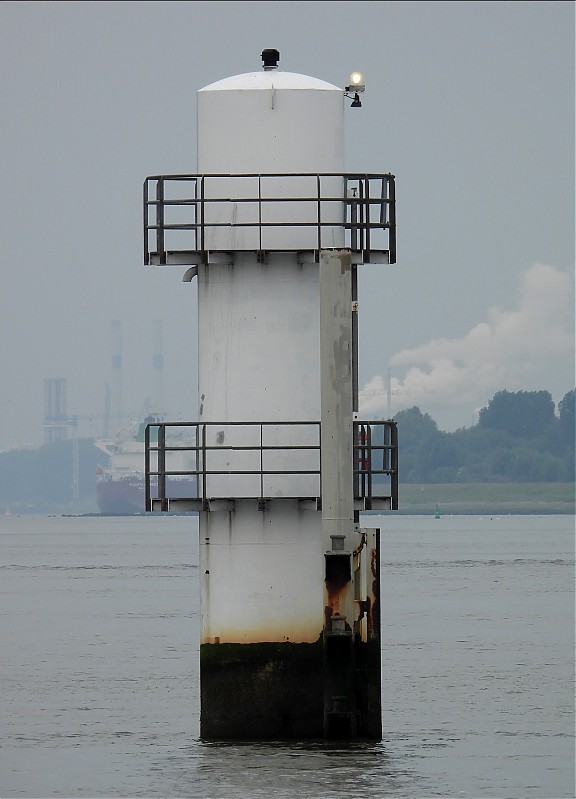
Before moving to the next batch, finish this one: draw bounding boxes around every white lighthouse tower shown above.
[143,49,398,739]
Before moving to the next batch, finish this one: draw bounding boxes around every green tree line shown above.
[395,389,575,484]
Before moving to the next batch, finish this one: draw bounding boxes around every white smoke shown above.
[359,263,575,423]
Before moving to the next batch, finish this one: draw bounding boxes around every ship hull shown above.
[96,478,146,514]
[96,477,197,514]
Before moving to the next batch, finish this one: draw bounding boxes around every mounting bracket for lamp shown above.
[344,91,362,108]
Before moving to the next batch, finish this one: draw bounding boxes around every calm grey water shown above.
[0,513,574,799]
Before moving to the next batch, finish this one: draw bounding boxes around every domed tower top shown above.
[197,50,344,174]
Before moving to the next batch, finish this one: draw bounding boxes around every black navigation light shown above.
[261,48,280,70]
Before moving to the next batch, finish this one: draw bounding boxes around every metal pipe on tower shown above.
[142,50,398,740]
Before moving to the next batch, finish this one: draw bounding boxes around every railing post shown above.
[318,421,322,504]
[200,176,205,253]
[143,179,150,265]
[158,424,167,512]
[350,185,358,252]
[201,424,207,508]
[389,175,396,264]
[390,421,398,510]
[260,423,264,501]
[353,422,358,501]
[195,423,200,500]
[366,424,373,506]
[193,177,199,252]
[258,175,262,253]
[379,177,386,227]
[364,177,371,255]
[145,423,151,511]
[156,178,165,265]
[316,174,322,250]
[359,177,366,254]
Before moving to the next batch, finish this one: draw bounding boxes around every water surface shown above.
[1,514,573,797]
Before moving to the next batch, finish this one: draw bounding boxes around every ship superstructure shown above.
[95,416,195,514]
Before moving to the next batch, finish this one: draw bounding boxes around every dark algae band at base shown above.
[200,638,381,740]
[201,640,324,739]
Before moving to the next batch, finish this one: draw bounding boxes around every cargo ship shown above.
[94,415,196,514]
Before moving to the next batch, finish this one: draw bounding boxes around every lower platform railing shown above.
[145,420,398,512]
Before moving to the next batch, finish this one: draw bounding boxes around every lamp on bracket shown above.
[344,71,365,108]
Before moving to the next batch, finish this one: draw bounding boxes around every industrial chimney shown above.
[152,319,164,413]
[110,320,123,432]
[43,377,68,444]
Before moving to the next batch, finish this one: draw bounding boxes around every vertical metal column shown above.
[319,249,357,737]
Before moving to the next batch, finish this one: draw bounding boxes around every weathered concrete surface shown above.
[200,640,324,739]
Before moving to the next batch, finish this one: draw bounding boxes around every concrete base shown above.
[200,636,381,740]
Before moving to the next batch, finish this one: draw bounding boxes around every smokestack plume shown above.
[359,264,574,427]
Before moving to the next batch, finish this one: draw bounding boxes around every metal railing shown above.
[143,173,396,265]
[144,420,398,511]
[355,421,398,508]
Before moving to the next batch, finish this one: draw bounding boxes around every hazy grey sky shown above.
[0,0,573,448]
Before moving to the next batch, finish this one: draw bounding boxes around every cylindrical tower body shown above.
[196,70,344,736]
[196,69,344,426]
[197,71,344,252]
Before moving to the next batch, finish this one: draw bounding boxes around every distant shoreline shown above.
[3,482,574,517]
[391,482,575,515]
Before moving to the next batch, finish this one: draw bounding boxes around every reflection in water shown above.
[157,740,420,799]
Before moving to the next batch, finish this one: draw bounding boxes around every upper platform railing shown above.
[144,173,396,266]
[144,420,398,512]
